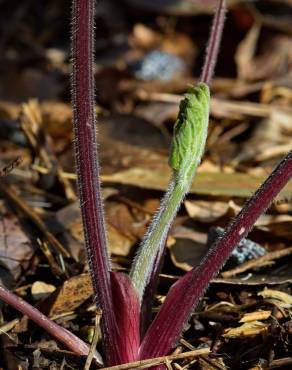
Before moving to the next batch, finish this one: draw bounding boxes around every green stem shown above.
[130,177,187,298]
[130,84,210,300]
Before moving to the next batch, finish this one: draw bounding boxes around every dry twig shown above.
[0,183,70,258]
[100,348,210,370]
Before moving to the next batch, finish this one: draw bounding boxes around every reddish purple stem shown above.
[140,151,292,359]
[71,0,120,364]
[200,0,226,86]
[0,285,93,359]
[111,272,140,363]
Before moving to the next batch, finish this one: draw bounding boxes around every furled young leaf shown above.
[138,85,210,332]
[111,272,140,363]
[130,83,210,301]
[169,83,210,178]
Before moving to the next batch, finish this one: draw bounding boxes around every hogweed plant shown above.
[72,0,226,364]
[71,0,292,366]
[0,0,291,368]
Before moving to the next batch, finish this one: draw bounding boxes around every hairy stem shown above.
[130,178,187,299]
[0,285,102,363]
[200,0,227,85]
[71,0,119,364]
[130,84,210,300]
[140,151,292,358]
[140,245,166,336]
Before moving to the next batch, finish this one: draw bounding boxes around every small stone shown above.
[131,50,185,81]
[208,227,267,266]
